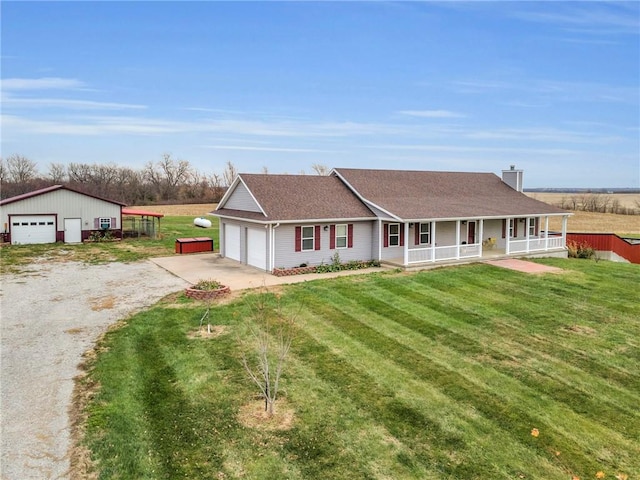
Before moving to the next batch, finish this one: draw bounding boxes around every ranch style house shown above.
[212,167,570,272]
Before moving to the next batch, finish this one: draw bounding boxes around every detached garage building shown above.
[0,185,125,245]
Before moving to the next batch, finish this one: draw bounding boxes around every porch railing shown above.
[509,234,564,254]
[408,243,481,264]
[407,235,564,265]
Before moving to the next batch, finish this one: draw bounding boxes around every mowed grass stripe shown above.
[405,268,640,390]
[365,276,640,437]
[293,280,634,476]
[296,303,567,479]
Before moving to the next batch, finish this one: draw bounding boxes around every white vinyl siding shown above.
[223,182,262,212]
[274,222,374,269]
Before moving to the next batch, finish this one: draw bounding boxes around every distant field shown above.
[130,203,218,216]
[527,192,639,211]
[526,193,640,234]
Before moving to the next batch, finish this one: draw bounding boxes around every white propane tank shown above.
[193,217,212,228]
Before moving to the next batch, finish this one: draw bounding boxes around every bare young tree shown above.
[310,163,330,176]
[241,291,296,416]
[222,160,238,186]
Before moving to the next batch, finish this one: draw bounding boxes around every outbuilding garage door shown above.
[247,227,267,270]
[224,224,241,261]
[11,215,56,245]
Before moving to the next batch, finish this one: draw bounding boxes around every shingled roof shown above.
[333,168,567,220]
[216,174,376,222]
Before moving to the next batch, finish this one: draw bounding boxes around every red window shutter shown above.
[348,224,353,248]
[295,226,301,252]
[502,220,506,239]
[315,225,321,250]
[330,225,335,249]
[94,218,99,229]
[415,223,420,245]
[514,219,518,237]
[535,218,539,236]
[383,224,389,247]
[400,224,405,246]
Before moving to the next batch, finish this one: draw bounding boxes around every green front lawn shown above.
[0,215,219,271]
[78,259,639,479]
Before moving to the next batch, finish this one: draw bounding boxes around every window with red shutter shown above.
[295,226,302,252]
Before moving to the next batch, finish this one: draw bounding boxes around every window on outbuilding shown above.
[94,217,117,230]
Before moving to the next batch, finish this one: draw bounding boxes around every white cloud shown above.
[202,145,332,153]
[1,77,86,91]
[3,97,147,110]
[398,109,466,119]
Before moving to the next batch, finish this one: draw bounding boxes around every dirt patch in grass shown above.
[237,398,295,431]
[563,324,597,336]
[187,325,229,339]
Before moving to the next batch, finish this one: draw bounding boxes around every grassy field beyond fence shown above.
[77,258,640,480]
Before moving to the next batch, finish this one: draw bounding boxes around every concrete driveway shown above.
[150,253,387,290]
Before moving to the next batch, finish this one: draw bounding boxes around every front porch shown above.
[379,216,568,268]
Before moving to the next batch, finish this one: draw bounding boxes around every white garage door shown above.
[224,224,241,261]
[247,227,267,270]
[11,215,56,245]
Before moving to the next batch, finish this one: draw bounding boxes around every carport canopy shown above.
[121,208,164,239]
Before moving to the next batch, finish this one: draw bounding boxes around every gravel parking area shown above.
[0,260,188,480]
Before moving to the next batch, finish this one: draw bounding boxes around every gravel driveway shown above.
[0,260,188,480]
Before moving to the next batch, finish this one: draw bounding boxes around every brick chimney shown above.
[502,165,524,192]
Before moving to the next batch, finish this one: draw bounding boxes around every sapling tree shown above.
[241,290,296,416]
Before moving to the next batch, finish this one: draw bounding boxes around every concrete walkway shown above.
[150,253,388,291]
[484,258,564,274]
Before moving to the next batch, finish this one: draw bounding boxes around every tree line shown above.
[0,154,332,205]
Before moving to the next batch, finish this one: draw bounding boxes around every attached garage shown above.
[10,215,56,245]
[0,185,124,245]
[247,227,267,270]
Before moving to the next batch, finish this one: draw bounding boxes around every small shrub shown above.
[192,279,223,290]
[567,240,595,259]
[88,230,114,242]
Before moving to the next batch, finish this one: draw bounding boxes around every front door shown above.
[467,221,476,244]
[64,218,82,243]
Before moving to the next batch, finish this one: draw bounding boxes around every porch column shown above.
[403,222,409,266]
[562,216,568,247]
[526,217,530,253]
[544,216,549,250]
[378,219,382,261]
[505,219,510,255]
[431,221,436,262]
[455,220,461,260]
[478,219,484,258]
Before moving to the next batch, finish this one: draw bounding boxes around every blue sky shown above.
[2,1,639,188]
